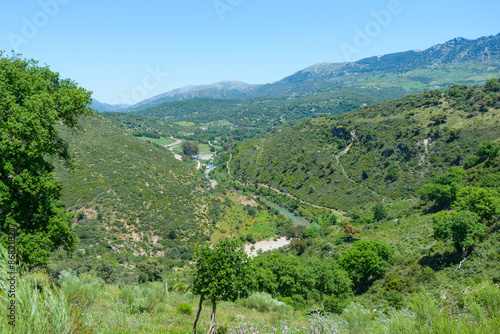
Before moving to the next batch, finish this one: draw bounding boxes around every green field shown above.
[135,136,176,146]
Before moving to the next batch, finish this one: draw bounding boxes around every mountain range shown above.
[92,33,500,112]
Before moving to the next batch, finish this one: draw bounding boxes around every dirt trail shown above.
[165,137,183,161]
[164,137,182,148]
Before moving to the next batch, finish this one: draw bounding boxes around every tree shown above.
[372,204,388,221]
[433,210,487,253]
[0,53,92,267]
[485,78,500,93]
[386,165,399,182]
[476,141,500,166]
[339,240,393,290]
[192,238,254,334]
[290,238,307,255]
[419,167,466,208]
[136,258,165,282]
[341,221,361,240]
[181,141,199,156]
[454,187,500,222]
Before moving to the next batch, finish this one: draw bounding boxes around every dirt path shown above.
[164,137,182,148]
[165,137,183,161]
[244,237,290,258]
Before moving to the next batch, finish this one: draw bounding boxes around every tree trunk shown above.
[193,294,204,334]
[207,299,217,334]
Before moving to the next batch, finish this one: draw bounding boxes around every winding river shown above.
[258,197,309,226]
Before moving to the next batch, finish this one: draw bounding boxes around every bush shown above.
[385,291,405,310]
[324,295,349,314]
[240,292,289,313]
[372,204,388,221]
[176,303,193,315]
[0,247,78,333]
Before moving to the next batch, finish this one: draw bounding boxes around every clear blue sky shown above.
[1,0,499,104]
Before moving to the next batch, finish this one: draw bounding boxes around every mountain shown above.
[122,80,260,112]
[219,78,500,212]
[121,33,500,113]
[251,34,500,97]
[91,99,130,112]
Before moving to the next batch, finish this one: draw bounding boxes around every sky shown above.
[1,0,499,104]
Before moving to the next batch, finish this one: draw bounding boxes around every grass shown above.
[135,136,176,146]
[2,242,500,334]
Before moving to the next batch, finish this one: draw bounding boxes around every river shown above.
[258,196,309,227]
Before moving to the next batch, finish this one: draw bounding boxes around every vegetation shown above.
[3,49,500,332]
[192,238,254,333]
[0,53,92,267]
[224,80,500,212]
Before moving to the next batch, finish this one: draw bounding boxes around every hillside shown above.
[130,86,406,128]
[221,79,500,212]
[51,113,291,270]
[53,114,213,256]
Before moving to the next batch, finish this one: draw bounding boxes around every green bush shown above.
[240,292,289,314]
[0,247,78,333]
[176,303,192,315]
[323,295,349,314]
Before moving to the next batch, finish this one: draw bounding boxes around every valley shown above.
[2,32,500,334]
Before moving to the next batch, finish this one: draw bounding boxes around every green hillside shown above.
[131,86,407,128]
[53,114,212,255]
[51,114,290,270]
[222,80,500,212]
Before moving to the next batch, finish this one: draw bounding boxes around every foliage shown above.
[192,238,254,333]
[454,187,500,222]
[252,252,352,309]
[182,141,199,156]
[0,246,80,333]
[419,167,466,209]
[176,303,193,315]
[136,258,165,282]
[372,204,388,221]
[0,53,92,267]
[192,238,254,303]
[339,240,393,288]
[240,292,289,314]
[341,221,361,240]
[433,210,488,253]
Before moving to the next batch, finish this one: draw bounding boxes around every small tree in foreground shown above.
[192,238,254,334]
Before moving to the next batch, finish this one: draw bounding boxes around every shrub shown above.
[324,295,349,314]
[176,303,192,315]
[385,291,405,310]
[372,204,388,221]
[240,292,289,313]
[0,247,78,333]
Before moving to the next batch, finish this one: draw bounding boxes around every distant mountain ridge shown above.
[91,99,130,112]
[252,33,500,96]
[120,80,260,112]
[96,33,500,112]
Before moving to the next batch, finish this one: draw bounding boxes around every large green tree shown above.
[0,53,92,267]
[192,238,254,334]
[433,210,488,253]
[339,240,393,291]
